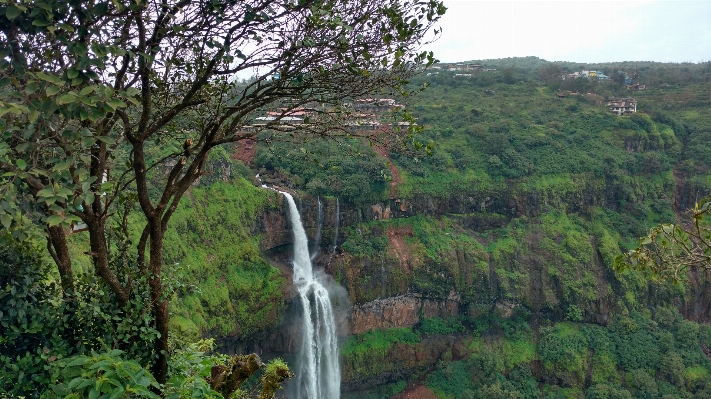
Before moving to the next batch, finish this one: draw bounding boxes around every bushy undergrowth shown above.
[0,241,241,398]
[418,317,466,335]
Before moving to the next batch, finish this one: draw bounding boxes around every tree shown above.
[0,0,446,383]
[616,198,711,282]
[538,63,562,86]
[502,67,515,84]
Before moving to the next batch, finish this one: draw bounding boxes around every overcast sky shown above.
[422,0,711,64]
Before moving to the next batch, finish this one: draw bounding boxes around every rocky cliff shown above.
[236,173,711,391]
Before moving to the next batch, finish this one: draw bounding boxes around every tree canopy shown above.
[617,197,711,282]
[0,0,445,384]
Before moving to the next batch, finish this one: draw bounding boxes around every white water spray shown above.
[332,198,340,254]
[281,192,340,399]
[311,197,323,261]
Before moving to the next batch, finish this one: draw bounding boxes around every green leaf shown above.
[1,214,11,229]
[108,386,125,399]
[25,81,40,94]
[53,160,72,171]
[58,93,76,105]
[55,187,74,197]
[15,159,26,170]
[32,17,51,27]
[80,86,95,95]
[37,187,54,197]
[1,201,13,213]
[67,376,85,389]
[46,214,64,227]
[36,72,65,85]
[46,85,62,96]
[93,2,109,15]
[97,136,116,145]
[106,98,126,110]
[5,5,23,19]
[81,136,95,147]
[16,142,31,152]
[57,23,74,32]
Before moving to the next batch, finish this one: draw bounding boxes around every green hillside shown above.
[257,58,711,398]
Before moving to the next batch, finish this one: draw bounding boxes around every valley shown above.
[159,59,711,398]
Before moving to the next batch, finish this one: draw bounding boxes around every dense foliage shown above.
[0,235,292,398]
[0,239,157,397]
[6,48,711,396]
[313,59,711,398]
[342,309,711,399]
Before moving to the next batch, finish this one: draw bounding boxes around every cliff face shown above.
[341,334,470,392]
[243,175,711,391]
[349,295,460,335]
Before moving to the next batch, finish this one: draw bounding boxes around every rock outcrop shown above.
[349,295,459,335]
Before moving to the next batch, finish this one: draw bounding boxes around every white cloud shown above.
[424,0,711,63]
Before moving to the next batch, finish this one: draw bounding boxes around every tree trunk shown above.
[87,218,129,305]
[47,224,74,293]
[148,223,169,384]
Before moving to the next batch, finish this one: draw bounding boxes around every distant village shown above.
[428,63,645,117]
[243,98,412,131]
[245,63,648,131]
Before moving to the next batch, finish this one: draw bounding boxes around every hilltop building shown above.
[606,97,637,115]
[562,70,609,80]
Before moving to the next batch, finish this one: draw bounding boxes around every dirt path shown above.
[233,138,256,165]
[372,144,402,198]
[390,385,438,399]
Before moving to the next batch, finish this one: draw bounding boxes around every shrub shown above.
[419,317,466,335]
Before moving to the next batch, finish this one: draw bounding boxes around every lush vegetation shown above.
[319,59,711,397]
[164,178,286,340]
[0,239,288,398]
[343,308,711,399]
[263,59,711,210]
[6,51,711,397]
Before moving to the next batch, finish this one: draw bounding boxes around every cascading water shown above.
[332,198,340,254]
[311,196,323,261]
[281,191,340,399]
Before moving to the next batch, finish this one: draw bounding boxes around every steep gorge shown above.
[170,59,711,398]
[225,176,709,394]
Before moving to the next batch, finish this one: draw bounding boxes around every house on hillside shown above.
[606,97,637,115]
[564,71,607,80]
[439,63,482,72]
[353,98,403,112]
[626,83,646,90]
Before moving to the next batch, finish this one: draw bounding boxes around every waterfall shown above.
[281,192,340,399]
[311,197,323,261]
[332,198,340,254]
[380,257,386,298]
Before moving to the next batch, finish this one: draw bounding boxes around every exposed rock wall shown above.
[349,295,459,335]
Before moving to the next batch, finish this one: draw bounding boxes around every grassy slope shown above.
[163,178,286,340]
